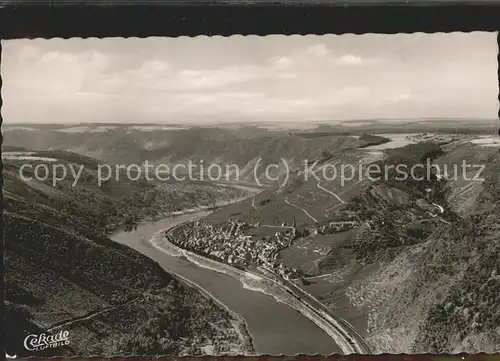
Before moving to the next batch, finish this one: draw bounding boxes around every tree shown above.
[124,214,139,232]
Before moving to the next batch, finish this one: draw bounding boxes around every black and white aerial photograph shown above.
[2,32,500,357]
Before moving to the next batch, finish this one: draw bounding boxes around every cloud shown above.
[173,91,264,104]
[305,44,331,58]
[38,51,78,64]
[138,60,171,75]
[390,92,414,102]
[176,65,264,89]
[272,56,294,70]
[1,33,497,124]
[338,54,363,65]
[334,86,369,102]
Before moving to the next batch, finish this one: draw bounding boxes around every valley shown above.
[3,146,252,356]
[3,121,499,355]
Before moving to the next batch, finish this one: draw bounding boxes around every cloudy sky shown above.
[1,33,498,124]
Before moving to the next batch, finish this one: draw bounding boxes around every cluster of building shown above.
[170,219,300,275]
[409,133,477,145]
[169,212,362,280]
[318,220,359,234]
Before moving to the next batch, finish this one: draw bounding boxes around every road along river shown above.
[112,210,342,355]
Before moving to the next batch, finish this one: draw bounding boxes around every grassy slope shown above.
[411,157,500,353]
[324,144,499,353]
[199,137,500,353]
[4,151,248,356]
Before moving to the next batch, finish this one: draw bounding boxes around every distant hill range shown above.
[4,117,497,132]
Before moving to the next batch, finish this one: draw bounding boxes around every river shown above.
[111,210,341,355]
[363,133,422,150]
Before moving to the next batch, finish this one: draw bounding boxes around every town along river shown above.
[112,210,342,355]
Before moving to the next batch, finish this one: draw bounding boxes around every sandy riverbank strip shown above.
[151,227,362,355]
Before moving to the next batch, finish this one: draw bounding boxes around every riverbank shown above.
[147,230,255,355]
[143,189,262,355]
[108,185,262,355]
[115,205,342,354]
[171,267,255,355]
[113,180,344,355]
[154,223,367,354]
[130,193,253,230]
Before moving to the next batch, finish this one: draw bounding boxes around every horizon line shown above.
[3,116,499,126]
